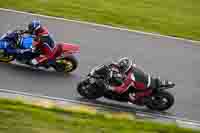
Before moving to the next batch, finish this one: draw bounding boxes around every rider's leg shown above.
[129,89,152,104]
[30,43,55,66]
[128,81,150,103]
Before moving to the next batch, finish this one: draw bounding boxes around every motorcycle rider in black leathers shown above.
[106,57,174,104]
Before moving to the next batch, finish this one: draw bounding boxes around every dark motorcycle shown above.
[77,64,175,111]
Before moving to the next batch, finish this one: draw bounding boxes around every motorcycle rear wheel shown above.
[54,55,78,73]
[146,91,174,111]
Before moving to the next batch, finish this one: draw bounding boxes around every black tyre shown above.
[77,79,104,99]
[0,50,15,63]
[54,55,78,73]
[146,91,174,111]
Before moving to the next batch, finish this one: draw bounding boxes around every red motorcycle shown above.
[77,64,175,111]
[0,29,80,73]
[49,42,80,73]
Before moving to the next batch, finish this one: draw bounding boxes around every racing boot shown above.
[128,93,136,104]
[29,55,48,67]
[128,90,152,105]
[128,92,144,105]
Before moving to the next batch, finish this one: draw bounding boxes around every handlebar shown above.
[13,29,27,35]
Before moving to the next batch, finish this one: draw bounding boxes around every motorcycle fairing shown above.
[60,43,80,53]
[0,41,9,49]
[19,36,33,49]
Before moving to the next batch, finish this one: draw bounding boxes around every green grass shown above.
[0,98,199,133]
[0,0,200,40]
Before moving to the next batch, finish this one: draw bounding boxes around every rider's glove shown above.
[16,49,24,54]
[16,49,31,54]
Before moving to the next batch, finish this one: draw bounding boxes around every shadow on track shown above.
[0,62,79,79]
[75,97,175,117]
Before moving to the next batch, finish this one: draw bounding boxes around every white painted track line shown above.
[0,8,199,44]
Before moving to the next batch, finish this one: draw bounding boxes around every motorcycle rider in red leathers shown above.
[25,20,58,66]
[108,57,173,104]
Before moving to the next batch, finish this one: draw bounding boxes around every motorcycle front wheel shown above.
[146,91,174,111]
[0,50,15,63]
[77,79,104,99]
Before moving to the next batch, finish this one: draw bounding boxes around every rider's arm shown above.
[109,65,124,86]
[6,47,32,54]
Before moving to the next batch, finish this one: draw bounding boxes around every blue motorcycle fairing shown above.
[0,40,9,49]
[16,36,35,61]
[0,36,34,55]
[0,33,35,62]
[0,31,18,49]
[19,36,33,49]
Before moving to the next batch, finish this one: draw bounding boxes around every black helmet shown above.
[28,20,41,33]
[117,57,133,73]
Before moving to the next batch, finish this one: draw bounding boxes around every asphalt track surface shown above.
[0,10,200,121]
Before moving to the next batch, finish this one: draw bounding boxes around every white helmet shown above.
[117,57,133,73]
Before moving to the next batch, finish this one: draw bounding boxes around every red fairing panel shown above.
[59,43,80,53]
